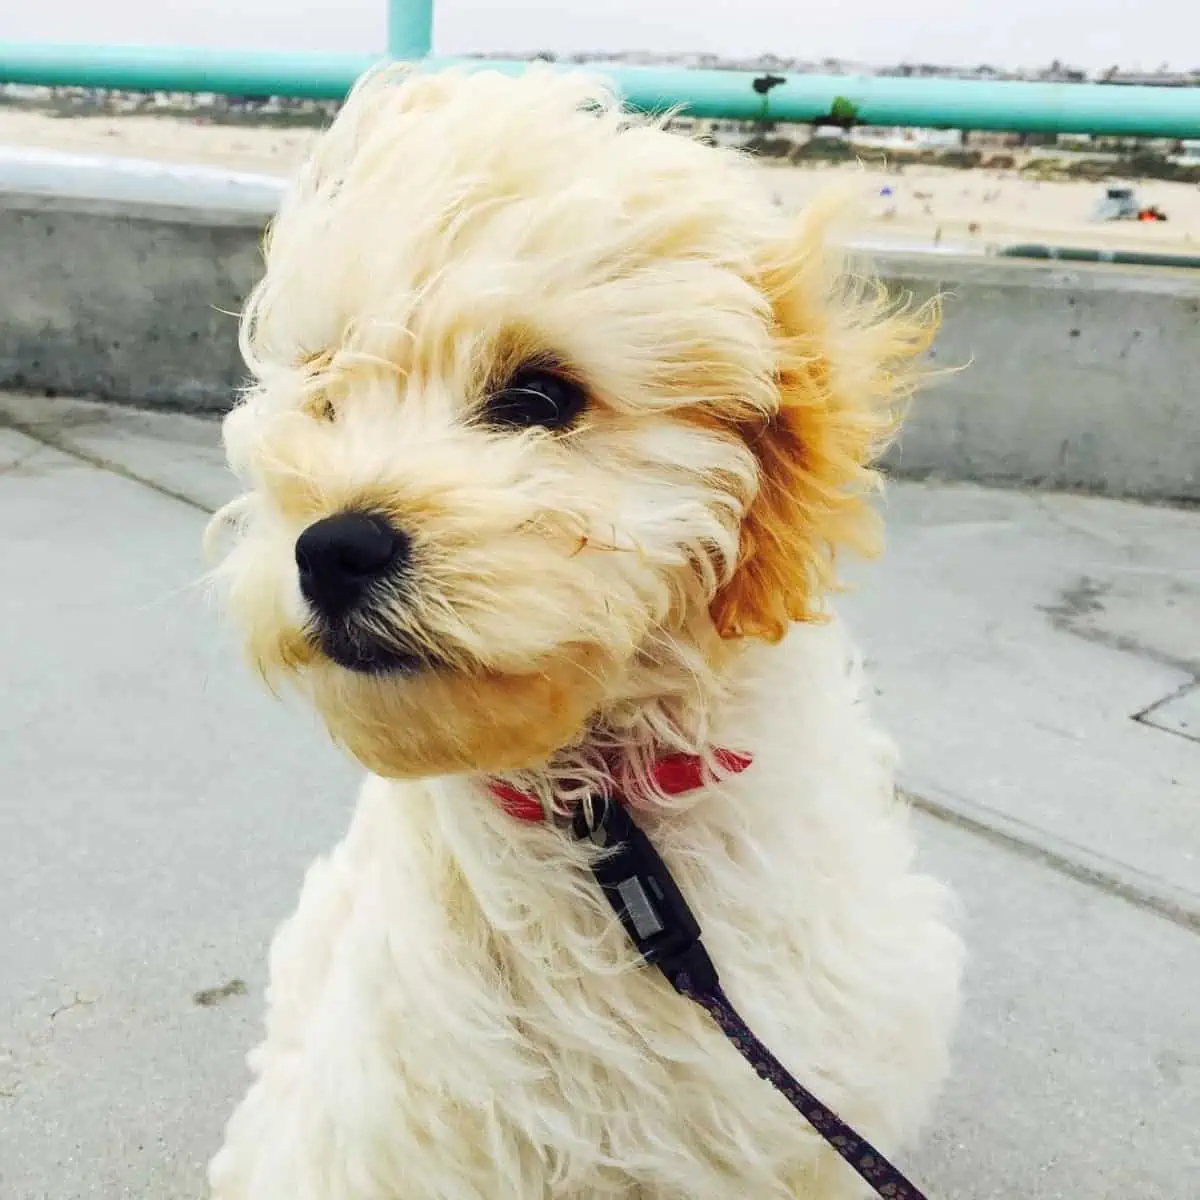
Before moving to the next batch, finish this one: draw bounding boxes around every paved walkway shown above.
[1,391,1197,1200]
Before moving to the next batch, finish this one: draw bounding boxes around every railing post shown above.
[388,0,434,60]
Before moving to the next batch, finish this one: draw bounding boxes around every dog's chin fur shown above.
[206,63,962,1199]
[308,645,617,777]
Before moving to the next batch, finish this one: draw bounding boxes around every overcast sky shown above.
[7,0,1199,72]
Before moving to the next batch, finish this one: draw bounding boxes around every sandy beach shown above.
[3,106,1199,255]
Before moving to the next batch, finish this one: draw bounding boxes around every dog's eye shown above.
[484,368,586,432]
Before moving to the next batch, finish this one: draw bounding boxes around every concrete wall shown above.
[880,254,1200,502]
[2,188,1198,501]
[0,191,262,412]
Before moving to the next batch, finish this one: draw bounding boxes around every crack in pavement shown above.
[1135,680,1200,745]
[907,785,1200,936]
[1041,574,1200,679]
[0,408,215,515]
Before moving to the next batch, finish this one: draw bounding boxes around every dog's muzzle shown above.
[295,511,426,675]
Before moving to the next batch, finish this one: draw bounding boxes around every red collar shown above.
[488,747,753,823]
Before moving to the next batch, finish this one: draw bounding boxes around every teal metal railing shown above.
[1,0,1197,138]
[0,46,377,100]
[388,0,433,61]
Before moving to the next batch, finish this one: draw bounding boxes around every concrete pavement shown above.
[1,392,1197,1199]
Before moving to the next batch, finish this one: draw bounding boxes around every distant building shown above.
[1105,71,1200,87]
[851,127,965,150]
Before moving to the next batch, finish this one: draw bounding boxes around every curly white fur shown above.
[206,63,963,1199]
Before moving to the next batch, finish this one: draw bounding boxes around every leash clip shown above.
[573,796,718,993]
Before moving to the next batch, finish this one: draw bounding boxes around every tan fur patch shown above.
[711,209,939,641]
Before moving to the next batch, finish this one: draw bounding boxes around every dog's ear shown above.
[709,207,937,642]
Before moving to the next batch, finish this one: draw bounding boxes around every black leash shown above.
[573,795,930,1200]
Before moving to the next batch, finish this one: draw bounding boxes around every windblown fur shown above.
[205,62,962,1199]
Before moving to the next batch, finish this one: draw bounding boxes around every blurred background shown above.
[7,0,1200,68]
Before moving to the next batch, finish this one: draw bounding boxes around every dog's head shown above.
[208,65,934,779]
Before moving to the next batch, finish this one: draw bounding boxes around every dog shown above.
[205,63,963,1199]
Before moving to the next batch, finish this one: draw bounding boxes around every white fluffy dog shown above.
[205,63,963,1199]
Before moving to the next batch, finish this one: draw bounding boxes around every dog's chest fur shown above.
[209,624,961,1199]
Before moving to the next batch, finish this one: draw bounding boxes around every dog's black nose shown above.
[295,512,409,616]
